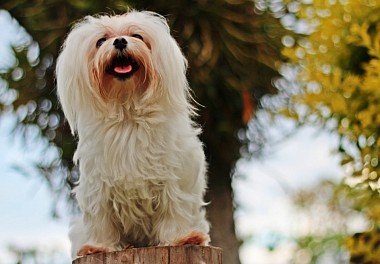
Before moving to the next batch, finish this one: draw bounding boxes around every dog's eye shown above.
[96,37,107,48]
[131,34,143,41]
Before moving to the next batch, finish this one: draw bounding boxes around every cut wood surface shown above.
[72,245,222,264]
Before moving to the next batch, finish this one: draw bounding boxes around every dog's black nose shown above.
[113,38,127,50]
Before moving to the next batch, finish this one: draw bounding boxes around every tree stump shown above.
[72,245,222,264]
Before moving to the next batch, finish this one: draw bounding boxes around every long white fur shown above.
[56,11,209,258]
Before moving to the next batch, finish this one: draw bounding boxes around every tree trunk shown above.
[72,245,222,264]
[206,166,241,264]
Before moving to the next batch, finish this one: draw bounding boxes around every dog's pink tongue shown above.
[114,65,132,74]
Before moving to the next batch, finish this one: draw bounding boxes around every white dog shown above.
[56,11,210,258]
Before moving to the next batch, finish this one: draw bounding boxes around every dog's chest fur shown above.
[74,110,193,239]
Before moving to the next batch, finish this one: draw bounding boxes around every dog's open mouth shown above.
[106,55,139,80]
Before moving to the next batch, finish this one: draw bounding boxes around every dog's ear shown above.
[56,17,94,134]
[163,38,192,112]
[56,47,79,134]
[147,15,192,113]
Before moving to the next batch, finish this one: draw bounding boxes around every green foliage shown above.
[281,0,379,187]
[346,228,380,264]
[290,179,380,262]
[277,0,380,262]
[290,180,355,263]
[294,234,347,263]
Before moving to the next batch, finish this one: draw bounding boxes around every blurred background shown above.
[0,0,379,263]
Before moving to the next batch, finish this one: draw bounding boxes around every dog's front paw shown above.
[77,245,111,256]
[172,231,210,246]
[124,244,134,250]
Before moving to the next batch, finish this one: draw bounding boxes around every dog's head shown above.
[56,11,190,133]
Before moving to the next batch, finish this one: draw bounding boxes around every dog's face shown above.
[57,11,190,131]
[87,13,158,101]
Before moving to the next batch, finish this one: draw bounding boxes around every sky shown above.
[0,116,71,264]
[0,8,352,264]
[0,10,71,264]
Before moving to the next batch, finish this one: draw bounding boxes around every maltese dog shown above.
[56,11,210,258]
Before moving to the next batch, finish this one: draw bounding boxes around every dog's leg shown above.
[77,245,111,256]
[70,214,120,257]
[154,194,210,246]
[156,217,210,246]
[69,216,91,258]
[172,231,210,246]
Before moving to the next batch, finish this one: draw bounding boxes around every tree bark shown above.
[72,245,222,264]
[206,165,241,264]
